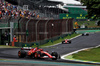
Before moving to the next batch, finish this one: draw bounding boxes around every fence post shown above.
[45,20,50,39]
[18,17,22,42]
[36,20,40,41]
[26,19,31,43]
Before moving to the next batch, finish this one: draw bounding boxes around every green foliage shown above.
[0,45,19,48]
[81,0,100,20]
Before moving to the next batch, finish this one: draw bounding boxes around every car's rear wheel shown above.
[62,41,64,44]
[51,52,58,60]
[18,50,26,58]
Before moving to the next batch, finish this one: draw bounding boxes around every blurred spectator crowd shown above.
[0,0,40,19]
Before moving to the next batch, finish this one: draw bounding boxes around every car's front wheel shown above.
[51,52,58,60]
[68,40,71,43]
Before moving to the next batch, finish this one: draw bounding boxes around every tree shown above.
[81,0,100,20]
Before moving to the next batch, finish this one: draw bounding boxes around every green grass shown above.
[0,33,80,48]
[72,47,100,62]
[0,45,19,48]
[40,33,80,47]
[65,55,74,59]
[74,21,100,28]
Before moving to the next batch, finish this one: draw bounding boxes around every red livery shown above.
[18,47,60,60]
[62,39,71,44]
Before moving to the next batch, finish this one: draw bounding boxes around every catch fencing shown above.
[14,18,74,44]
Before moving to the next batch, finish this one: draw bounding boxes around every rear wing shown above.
[21,47,33,50]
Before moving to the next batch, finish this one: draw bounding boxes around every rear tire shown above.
[51,52,58,60]
[18,50,26,58]
[62,41,64,44]
[86,34,89,36]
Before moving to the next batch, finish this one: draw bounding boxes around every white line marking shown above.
[61,45,100,61]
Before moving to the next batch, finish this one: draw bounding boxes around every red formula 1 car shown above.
[62,39,71,44]
[18,47,60,60]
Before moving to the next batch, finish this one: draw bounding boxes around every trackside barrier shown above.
[14,18,73,43]
[77,28,100,30]
[14,33,74,47]
[15,42,39,47]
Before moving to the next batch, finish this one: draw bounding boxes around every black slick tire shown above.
[51,52,58,60]
[18,50,26,58]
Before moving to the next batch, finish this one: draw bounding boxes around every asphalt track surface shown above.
[0,32,100,66]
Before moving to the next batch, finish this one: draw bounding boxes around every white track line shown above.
[61,45,100,61]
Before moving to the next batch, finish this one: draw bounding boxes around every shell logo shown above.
[80,14,82,17]
[25,44,27,47]
[66,14,69,17]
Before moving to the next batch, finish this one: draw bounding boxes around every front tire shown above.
[68,40,71,44]
[51,52,58,60]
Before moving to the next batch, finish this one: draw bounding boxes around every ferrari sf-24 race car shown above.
[62,39,71,44]
[18,47,60,60]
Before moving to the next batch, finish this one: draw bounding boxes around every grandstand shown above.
[5,0,68,19]
[4,0,87,20]
[0,0,74,45]
[0,0,89,45]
